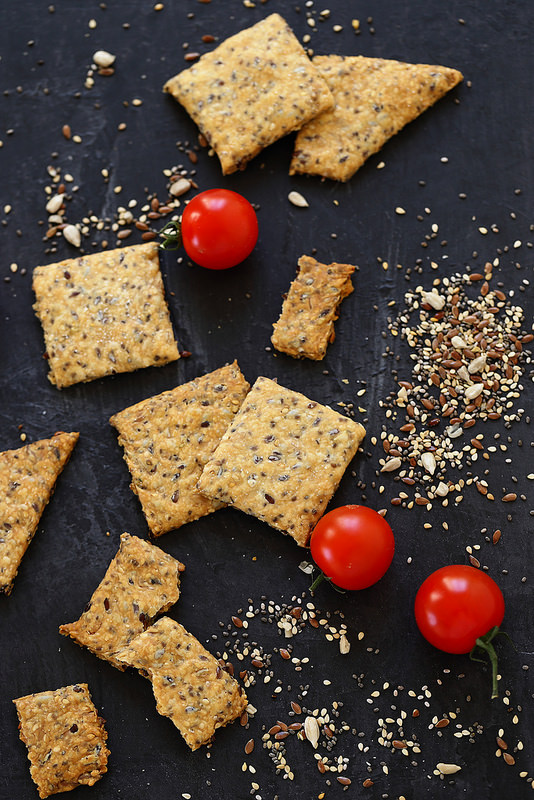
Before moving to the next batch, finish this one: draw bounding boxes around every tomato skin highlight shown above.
[180,189,258,270]
[310,505,395,590]
[414,565,505,654]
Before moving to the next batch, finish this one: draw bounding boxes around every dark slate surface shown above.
[0,2,533,799]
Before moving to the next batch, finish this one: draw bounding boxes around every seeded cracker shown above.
[32,242,179,388]
[13,683,109,798]
[198,377,366,546]
[110,362,250,535]
[271,255,355,360]
[0,432,78,595]
[115,616,247,750]
[290,55,463,181]
[163,13,334,175]
[59,533,184,669]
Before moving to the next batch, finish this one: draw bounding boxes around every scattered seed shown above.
[303,716,320,749]
[437,763,462,775]
[93,49,116,68]
[62,224,81,247]
[169,177,192,197]
[288,191,309,208]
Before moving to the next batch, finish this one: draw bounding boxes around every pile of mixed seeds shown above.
[375,262,532,512]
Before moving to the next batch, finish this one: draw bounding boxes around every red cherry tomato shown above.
[414,565,505,654]
[180,188,258,270]
[310,505,395,590]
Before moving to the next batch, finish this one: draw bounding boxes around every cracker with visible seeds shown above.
[290,55,463,181]
[59,533,184,669]
[163,13,334,175]
[109,361,250,535]
[115,616,247,750]
[271,255,355,360]
[32,242,179,389]
[198,377,366,546]
[13,683,109,799]
[0,432,79,595]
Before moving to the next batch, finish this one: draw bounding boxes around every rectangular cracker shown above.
[0,432,79,595]
[59,533,184,669]
[290,55,463,181]
[13,683,109,799]
[271,255,355,360]
[109,361,250,535]
[32,242,179,388]
[198,377,366,546]
[163,13,334,175]
[115,616,247,750]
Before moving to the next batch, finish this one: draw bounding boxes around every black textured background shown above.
[0,2,533,799]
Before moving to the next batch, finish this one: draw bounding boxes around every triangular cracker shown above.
[0,432,79,595]
[290,55,463,181]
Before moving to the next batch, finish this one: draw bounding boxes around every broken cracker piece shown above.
[290,55,463,181]
[0,432,79,595]
[110,361,250,536]
[32,242,179,388]
[13,683,109,799]
[164,13,334,175]
[271,255,355,360]
[115,616,247,750]
[59,533,184,669]
[198,377,366,546]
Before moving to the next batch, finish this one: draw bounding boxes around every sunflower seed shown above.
[436,763,462,775]
[169,177,192,197]
[421,290,445,310]
[93,50,116,68]
[381,457,402,473]
[304,716,320,748]
[63,224,81,247]
[288,191,309,208]
[45,193,64,214]
[420,452,436,475]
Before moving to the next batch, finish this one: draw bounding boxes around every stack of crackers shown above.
[164,13,463,179]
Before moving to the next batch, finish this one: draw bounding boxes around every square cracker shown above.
[59,533,184,669]
[163,13,334,175]
[290,55,463,181]
[197,377,366,546]
[115,616,247,750]
[13,683,109,799]
[271,255,355,360]
[0,431,79,595]
[110,361,250,536]
[32,242,179,388]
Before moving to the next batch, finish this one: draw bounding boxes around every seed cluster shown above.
[376,263,532,510]
[42,162,198,255]
[205,591,532,798]
[204,593,534,800]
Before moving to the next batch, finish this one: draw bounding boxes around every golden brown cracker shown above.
[164,13,334,174]
[59,533,184,669]
[0,432,78,595]
[290,55,463,181]
[271,255,355,360]
[198,377,366,546]
[115,616,247,750]
[110,361,250,535]
[13,683,109,798]
[32,242,179,388]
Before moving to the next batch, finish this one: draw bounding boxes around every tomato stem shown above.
[158,220,182,251]
[309,571,346,594]
[309,571,326,593]
[470,626,501,700]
